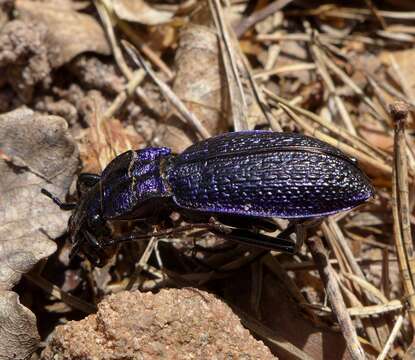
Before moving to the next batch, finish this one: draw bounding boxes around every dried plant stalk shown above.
[306,237,365,360]
[265,90,389,161]
[377,314,404,360]
[278,103,392,176]
[390,101,415,330]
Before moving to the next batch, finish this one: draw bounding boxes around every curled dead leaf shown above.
[112,0,174,25]
[158,22,228,153]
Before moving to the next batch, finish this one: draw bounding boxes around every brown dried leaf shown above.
[0,108,78,359]
[79,116,145,174]
[0,108,78,288]
[0,291,39,360]
[158,22,228,152]
[112,0,174,25]
[15,0,111,68]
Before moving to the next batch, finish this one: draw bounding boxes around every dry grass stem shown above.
[25,273,97,314]
[103,69,146,120]
[209,0,249,131]
[265,90,389,161]
[233,0,294,38]
[306,237,365,360]
[377,314,404,360]
[278,103,392,176]
[307,300,402,317]
[123,41,211,139]
[390,101,415,330]
[307,30,356,135]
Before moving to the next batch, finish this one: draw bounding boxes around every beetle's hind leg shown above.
[213,226,297,254]
[208,218,322,254]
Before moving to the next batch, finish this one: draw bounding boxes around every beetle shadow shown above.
[220,266,350,359]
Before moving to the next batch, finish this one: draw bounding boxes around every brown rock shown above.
[42,288,276,360]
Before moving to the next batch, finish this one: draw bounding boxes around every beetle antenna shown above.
[41,188,77,211]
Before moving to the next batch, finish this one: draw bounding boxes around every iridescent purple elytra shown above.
[62,130,374,265]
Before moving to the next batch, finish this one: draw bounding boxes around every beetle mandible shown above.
[42,130,374,266]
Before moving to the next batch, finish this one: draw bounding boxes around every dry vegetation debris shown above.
[0,0,414,359]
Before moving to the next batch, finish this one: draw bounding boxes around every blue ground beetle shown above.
[42,131,374,266]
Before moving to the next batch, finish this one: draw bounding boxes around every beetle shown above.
[42,130,374,266]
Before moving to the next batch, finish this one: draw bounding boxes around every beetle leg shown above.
[211,226,296,253]
[82,231,108,267]
[213,215,278,233]
[84,231,104,250]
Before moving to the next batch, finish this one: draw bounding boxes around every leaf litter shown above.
[0,0,415,359]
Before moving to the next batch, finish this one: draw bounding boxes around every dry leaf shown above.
[112,0,174,25]
[0,108,78,288]
[0,108,78,359]
[0,291,39,360]
[227,270,352,359]
[16,0,111,68]
[79,117,145,174]
[158,22,228,153]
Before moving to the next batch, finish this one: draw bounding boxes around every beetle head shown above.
[67,189,112,267]
[41,188,112,267]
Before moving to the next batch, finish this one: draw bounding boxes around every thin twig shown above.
[122,41,211,140]
[305,300,402,318]
[377,314,404,360]
[306,237,365,360]
[390,101,415,329]
[126,236,158,291]
[209,0,249,131]
[25,273,96,314]
[95,0,153,111]
[103,69,146,120]
[265,90,389,161]
[233,0,294,38]
[278,103,392,176]
[306,26,356,135]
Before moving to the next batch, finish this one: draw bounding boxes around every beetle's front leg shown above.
[71,231,108,267]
